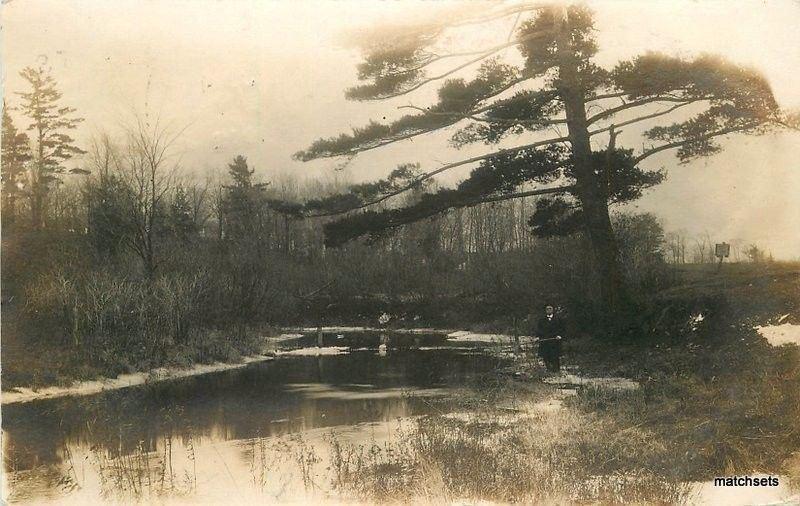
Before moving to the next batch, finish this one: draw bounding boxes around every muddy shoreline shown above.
[1,328,514,405]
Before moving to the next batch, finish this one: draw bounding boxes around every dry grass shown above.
[325,396,691,505]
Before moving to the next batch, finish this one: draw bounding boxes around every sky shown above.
[2,0,799,258]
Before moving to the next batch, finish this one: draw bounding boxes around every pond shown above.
[2,332,510,504]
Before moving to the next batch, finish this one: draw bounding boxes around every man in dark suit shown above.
[536,304,564,373]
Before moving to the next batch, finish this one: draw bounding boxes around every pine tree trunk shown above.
[32,129,46,230]
[554,8,631,322]
[4,190,17,227]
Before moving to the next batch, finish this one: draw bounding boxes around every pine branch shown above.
[633,123,758,164]
[307,137,571,218]
[299,74,538,160]
[467,184,573,206]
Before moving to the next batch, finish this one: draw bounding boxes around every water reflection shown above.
[3,347,506,503]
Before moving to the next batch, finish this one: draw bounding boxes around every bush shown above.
[20,266,258,374]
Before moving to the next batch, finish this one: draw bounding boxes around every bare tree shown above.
[115,117,183,276]
[692,232,714,264]
[175,174,212,235]
[665,230,687,265]
[729,238,746,263]
[746,244,766,263]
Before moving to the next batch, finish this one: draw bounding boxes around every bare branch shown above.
[588,102,695,137]
[587,91,627,101]
[586,95,711,125]
[506,11,523,43]
[373,28,554,100]
[447,3,547,29]
[399,104,566,127]
[469,184,573,205]
[387,48,507,80]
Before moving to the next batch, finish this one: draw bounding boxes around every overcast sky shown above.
[3,0,799,258]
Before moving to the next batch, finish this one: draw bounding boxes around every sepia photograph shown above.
[1,0,799,504]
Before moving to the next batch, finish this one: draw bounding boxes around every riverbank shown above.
[0,329,516,405]
[4,317,798,407]
[1,351,276,405]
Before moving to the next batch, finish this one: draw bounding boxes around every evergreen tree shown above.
[222,155,268,241]
[1,103,32,226]
[85,135,130,259]
[86,173,130,258]
[292,4,789,324]
[168,185,197,243]
[16,62,86,228]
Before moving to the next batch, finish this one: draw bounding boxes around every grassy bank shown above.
[312,264,800,504]
[1,306,266,390]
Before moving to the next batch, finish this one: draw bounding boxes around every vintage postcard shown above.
[2,1,799,504]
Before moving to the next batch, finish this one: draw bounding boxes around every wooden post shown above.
[714,242,730,273]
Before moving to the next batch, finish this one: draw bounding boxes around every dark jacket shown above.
[535,314,564,362]
[537,314,565,340]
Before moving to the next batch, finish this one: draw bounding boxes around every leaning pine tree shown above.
[291,4,792,326]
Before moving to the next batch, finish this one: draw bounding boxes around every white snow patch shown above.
[271,333,304,341]
[543,374,640,390]
[447,330,472,338]
[1,354,275,405]
[689,312,705,331]
[277,346,350,357]
[446,331,512,343]
[417,346,475,351]
[756,323,800,347]
[297,326,452,334]
[284,383,448,400]
[441,411,476,422]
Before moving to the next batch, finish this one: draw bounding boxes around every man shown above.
[535,304,565,373]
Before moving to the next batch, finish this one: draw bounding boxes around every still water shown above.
[3,337,507,504]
